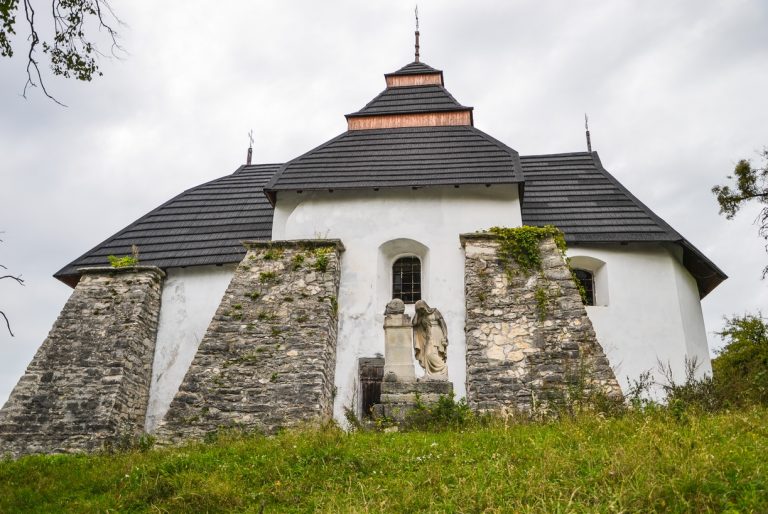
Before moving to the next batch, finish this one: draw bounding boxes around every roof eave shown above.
[267,179,524,196]
[344,106,474,119]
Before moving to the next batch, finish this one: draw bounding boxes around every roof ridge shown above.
[520,151,593,159]
[469,126,523,179]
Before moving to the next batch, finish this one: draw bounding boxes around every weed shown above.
[259,271,278,283]
[257,311,274,322]
[329,296,338,316]
[263,247,284,261]
[312,247,333,273]
[344,407,363,431]
[401,393,479,432]
[107,244,140,268]
[291,253,305,270]
[107,255,138,268]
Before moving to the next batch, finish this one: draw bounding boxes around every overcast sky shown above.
[1,0,767,406]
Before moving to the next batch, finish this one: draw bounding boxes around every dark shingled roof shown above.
[520,151,726,297]
[54,151,724,297]
[263,126,523,201]
[385,61,442,76]
[54,163,279,287]
[346,85,470,117]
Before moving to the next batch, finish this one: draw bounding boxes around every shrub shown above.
[658,358,724,414]
[401,393,479,431]
[712,313,768,406]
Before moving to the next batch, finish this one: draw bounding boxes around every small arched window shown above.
[392,256,421,304]
[573,269,595,306]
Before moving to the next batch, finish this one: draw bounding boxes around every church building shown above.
[0,39,725,456]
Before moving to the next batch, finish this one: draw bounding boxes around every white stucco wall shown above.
[145,265,235,432]
[272,185,522,423]
[567,244,711,397]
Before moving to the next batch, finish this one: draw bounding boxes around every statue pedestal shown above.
[372,377,454,422]
[373,298,452,422]
[383,313,416,382]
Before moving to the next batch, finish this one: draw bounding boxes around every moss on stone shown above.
[262,247,285,261]
[534,286,550,321]
[259,271,277,283]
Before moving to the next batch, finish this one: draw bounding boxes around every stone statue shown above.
[412,300,448,379]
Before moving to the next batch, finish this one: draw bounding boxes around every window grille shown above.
[392,256,421,303]
[573,269,595,306]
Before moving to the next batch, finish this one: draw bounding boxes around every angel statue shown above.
[412,300,449,380]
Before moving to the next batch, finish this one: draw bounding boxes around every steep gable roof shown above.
[520,151,726,297]
[54,164,278,287]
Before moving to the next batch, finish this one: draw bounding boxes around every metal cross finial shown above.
[414,5,420,62]
[246,129,254,165]
[584,114,593,153]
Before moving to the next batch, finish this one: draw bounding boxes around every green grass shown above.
[1,407,767,512]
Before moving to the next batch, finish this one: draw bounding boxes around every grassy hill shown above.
[1,407,766,513]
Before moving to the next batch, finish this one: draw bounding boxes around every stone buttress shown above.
[0,267,164,458]
[461,234,621,413]
[156,240,343,441]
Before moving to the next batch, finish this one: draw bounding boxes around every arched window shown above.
[573,269,595,306]
[392,256,421,303]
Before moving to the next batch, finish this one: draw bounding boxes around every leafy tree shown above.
[711,313,768,406]
[0,234,24,336]
[0,0,122,105]
[712,149,768,276]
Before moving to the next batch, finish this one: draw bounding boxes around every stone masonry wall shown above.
[0,267,164,458]
[461,234,621,413]
[156,240,343,442]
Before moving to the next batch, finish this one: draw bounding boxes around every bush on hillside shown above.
[712,313,768,406]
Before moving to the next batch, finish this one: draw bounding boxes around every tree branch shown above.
[22,0,66,106]
[0,311,14,337]
[0,274,24,285]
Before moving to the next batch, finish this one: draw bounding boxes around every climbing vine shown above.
[488,225,588,307]
[488,226,566,277]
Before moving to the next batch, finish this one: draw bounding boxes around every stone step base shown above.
[373,380,454,422]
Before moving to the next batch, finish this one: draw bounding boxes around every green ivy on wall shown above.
[487,225,588,306]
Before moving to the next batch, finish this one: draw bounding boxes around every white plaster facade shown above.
[567,244,711,397]
[145,265,235,432]
[271,185,523,421]
[141,190,713,428]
